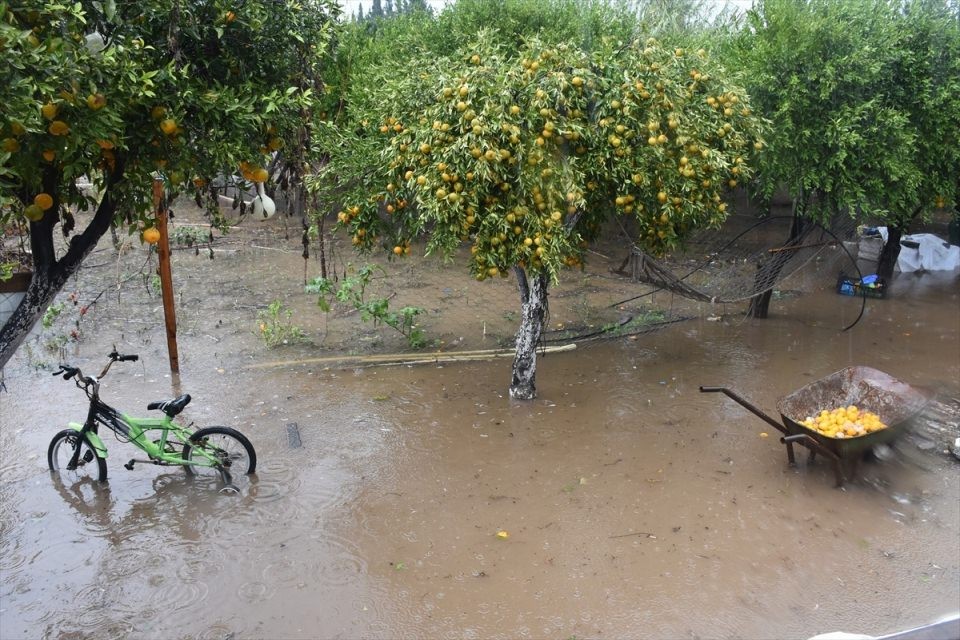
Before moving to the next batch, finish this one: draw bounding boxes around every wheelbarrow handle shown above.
[699,385,789,435]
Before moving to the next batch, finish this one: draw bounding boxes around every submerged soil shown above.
[1,209,958,640]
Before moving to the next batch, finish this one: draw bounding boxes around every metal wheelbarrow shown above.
[700,366,928,486]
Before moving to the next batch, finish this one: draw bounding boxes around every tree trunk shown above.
[0,163,123,368]
[876,225,903,282]
[0,270,71,365]
[747,288,774,319]
[747,197,808,319]
[747,219,805,318]
[509,266,549,400]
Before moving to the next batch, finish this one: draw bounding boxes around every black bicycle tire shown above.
[47,429,108,482]
[182,426,257,476]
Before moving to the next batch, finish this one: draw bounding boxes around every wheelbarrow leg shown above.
[785,440,796,465]
[832,459,845,488]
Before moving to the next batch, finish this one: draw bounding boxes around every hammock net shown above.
[622,213,861,305]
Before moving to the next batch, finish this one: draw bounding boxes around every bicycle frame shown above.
[69,379,222,471]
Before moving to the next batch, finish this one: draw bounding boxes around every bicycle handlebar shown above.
[52,365,80,380]
[54,351,140,387]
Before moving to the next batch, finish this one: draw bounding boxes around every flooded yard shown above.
[1,219,958,639]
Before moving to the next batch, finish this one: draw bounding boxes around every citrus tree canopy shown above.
[325,36,764,276]
[0,0,339,367]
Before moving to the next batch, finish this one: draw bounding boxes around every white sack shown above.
[896,233,960,272]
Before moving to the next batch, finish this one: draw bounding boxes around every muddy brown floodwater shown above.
[1,222,958,640]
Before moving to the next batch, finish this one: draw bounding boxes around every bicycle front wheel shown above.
[182,427,257,478]
[48,429,107,482]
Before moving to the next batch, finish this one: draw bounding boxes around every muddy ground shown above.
[1,207,958,640]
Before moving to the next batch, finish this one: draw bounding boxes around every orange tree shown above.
[731,0,960,291]
[310,33,766,399]
[0,0,338,366]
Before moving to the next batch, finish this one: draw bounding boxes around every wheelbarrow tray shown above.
[777,366,928,460]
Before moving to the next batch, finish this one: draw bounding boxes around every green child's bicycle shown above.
[47,350,256,491]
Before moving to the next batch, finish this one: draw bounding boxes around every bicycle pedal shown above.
[124,460,136,470]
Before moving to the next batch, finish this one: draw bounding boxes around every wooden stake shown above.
[153,179,180,373]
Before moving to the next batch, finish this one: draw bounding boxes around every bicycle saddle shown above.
[147,394,192,417]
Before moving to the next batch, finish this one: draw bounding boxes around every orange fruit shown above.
[23,204,44,222]
[34,193,54,210]
[1,137,19,152]
[252,168,269,183]
[42,149,56,162]
[86,93,106,110]
[48,120,70,136]
[142,227,161,244]
[393,246,403,256]
[95,139,114,150]
[151,105,166,120]
[41,102,58,120]
[159,119,178,135]
[9,121,26,136]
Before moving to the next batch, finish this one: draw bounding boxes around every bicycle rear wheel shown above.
[182,426,257,478]
[48,429,107,482]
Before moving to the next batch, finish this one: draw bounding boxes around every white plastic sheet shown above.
[896,233,960,272]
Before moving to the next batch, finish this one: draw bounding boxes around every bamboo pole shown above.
[153,179,180,373]
[244,343,577,370]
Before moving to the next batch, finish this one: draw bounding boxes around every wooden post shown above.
[153,179,180,373]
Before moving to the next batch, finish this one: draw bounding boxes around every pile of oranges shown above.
[799,405,887,439]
